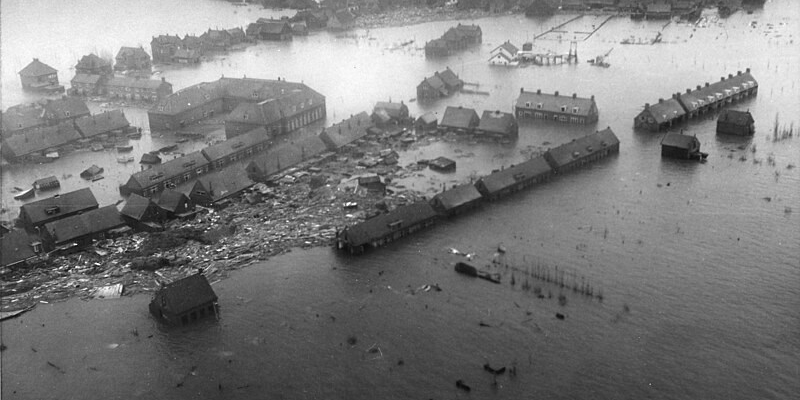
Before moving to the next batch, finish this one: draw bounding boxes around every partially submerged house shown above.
[1,122,82,163]
[415,112,438,132]
[439,106,480,134]
[475,110,518,139]
[515,89,598,124]
[428,156,456,172]
[488,41,519,66]
[319,112,374,151]
[475,156,553,200]
[1,230,39,268]
[431,183,483,216]
[149,273,218,325]
[156,189,195,219]
[356,175,385,195]
[336,201,439,254]
[120,193,164,230]
[74,110,131,139]
[634,96,687,131]
[114,46,152,71]
[661,132,706,160]
[42,205,125,252]
[371,101,409,126]
[75,53,113,77]
[18,188,99,232]
[416,67,464,100]
[543,127,620,173]
[19,58,64,93]
[716,109,755,136]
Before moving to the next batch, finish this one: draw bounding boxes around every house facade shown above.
[19,188,99,232]
[515,89,599,124]
[115,47,152,71]
[439,106,480,134]
[149,274,218,325]
[716,109,755,136]
[105,76,173,102]
[150,35,182,63]
[661,132,702,159]
[19,58,63,93]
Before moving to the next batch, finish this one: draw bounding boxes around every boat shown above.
[127,132,142,139]
[13,188,35,200]
[454,262,501,284]
[117,156,135,163]
[116,145,134,153]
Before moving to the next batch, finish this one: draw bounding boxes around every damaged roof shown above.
[157,274,217,314]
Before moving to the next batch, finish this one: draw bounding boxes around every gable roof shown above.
[127,151,210,190]
[121,193,158,221]
[1,230,37,267]
[340,201,438,247]
[19,59,57,77]
[74,110,130,138]
[20,188,98,226]
[642,98,686,124]
[319,112,373,150]
[718,109,754,126]
[678,71,758,113]
[433,183,483,211]
[45,205,124,244]
[545,128,620,168]
[76,53,111,70]
[3,122,82,156]
[421,74,447,93]
[477,110,517,134]
[417,112,438,125]
[43,97,90,119]
[661,133,698,149]
[516,90,596,117]
[192,167,255,202]
[157,274,217,314]
[201,127,271,162]
[157,189,191,213]
[492,41,519,55]
[437,68,462,88]
[440,106,479,129]
[1,104,45,132]
[151,35,182,45]
[373,101,407,119]
[116,47,150,60]
[478,156,552,195]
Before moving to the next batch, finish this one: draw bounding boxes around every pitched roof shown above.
[201,127,271,162]
[643,98,686,124]
[249,134,327,176]
[319,112,373,150]
[479,156,552,195]
[71,74,103,85]
[417,112,438,125]
[661,133,698,149]
[678,71,758,113]
[115,47,150,60]
[225,100,284,125]
[227,27,246,38]
[437,68,463,89]
[43,97,90,119]
[19,59,57,77]
[258,20,292,34]
[421,74,446,92]
[1,230,37,267]
[1,104,45,132]
[157,274,217,314]
[718,109,754,126]
[120,193,157,221]
[157,189,191,213]
[20,188,99,226]
[151,35,182,45]
[106,76,170,90]
[477,110,517,134]
[33,176,60,189]
[545,128,620,168]
[440,106,479,130]
[3,122,82,156]
[516,90,596,117]
[492,41,519,55]
[373,101,407,119]
[193,167,254,202]
[127,151,210,190]
[45,205,124,244]
[433,184,483,211]
[341,201,438,247]
[74,110,130,138]
[76,53,111,70]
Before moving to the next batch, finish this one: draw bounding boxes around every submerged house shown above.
[431,183,483,216]
[515,89,598,124]
[319,112,374,151]
[634,96,687,131]
[439,106,480,134]
[716,109,755,136]
[543,127,620,173]
[661,132,706,160]
[336,201,439,254]
[121,151,211,197]
[149,273,218,325]
[475,156,553,200]
[18,188,99,232]
[475,110,518,139]
[42,205,125,252]
[156,189,195,219]
[189,167,255,207]
[114,46,152,71]
[120,193,164,230]
[19,58,64,93]
[371,101,409,126]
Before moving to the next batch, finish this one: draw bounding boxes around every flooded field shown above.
[1,0,799,399]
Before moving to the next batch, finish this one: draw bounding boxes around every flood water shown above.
[1,0,799,399]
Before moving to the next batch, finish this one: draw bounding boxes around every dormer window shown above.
[243,113,248,120]
[560,106,566,112]
[64,111,70,117]
[252,91,258,98]
[525,101,531,107]
[572,107,579,114]
[309,98,313,105]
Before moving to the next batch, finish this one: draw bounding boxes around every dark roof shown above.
[429,156,455,169]
[74,110,130,138]
[34,176,60,189]
[643,98,686,124]
[19,59,57,77]
[661,133,699,149]
[192,167,254,203]
[3,122,82,156]
[76,53,111,70]
[115,47,150,60]
[201,127,271,162]
[718,109,754,126]
[1,230,37,267]
[258,20,292,34]
[333,10,356,25]
[127,151,210,190]
[20,188,98,226]
[44,205,124,244]
[440,106,479,130]
[319,112,373,150]
[477,110,517,134]
[106,76,171,90]
[121,193,157,221]
[437,68,462,88]
[546,128,620,168]
[417,112,438,125]
[373,102,407,119]
[71,74,103,85]
[341,201,438,247]
[43,97,90,119]
[678,71,758,112]
[433,184,483,211]
[140,152,162,165]
[479,156,552,195]
[1,104,45,132]
[151,35,182,45]
[421,74,447,93]
[157,274,217,314]
[225,100,283,125]
[157,189,191,213]
[516,90,596,117]
[248,134,326,176]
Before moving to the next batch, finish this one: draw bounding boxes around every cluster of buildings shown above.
[336,127,620,254]
[424,24,483,58]
[634,69,757,131]
[150,27,249,64]
[1,97,133,163]
[525,0,710,20]
[416,68,465,100]
[146,77,326,137]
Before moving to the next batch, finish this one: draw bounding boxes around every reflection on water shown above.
[1,0,799,399]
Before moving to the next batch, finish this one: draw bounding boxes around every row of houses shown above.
[150,27,248,64]
[71,75,173,101]
[1,109,132,163]
[147,77,326,137]
[425,24,483,58]
[515,89,599,125]
[435,106,520,139]
[634,69,758,131]
[336,127,621,254]
[2,96,91,137]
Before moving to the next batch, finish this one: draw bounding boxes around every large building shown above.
[148,77,325,134]
[515,89,598,124]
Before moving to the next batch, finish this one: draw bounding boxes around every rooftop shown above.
[20,188,99,226]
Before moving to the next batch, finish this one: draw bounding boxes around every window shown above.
[252,91,258,98]
[536,103,542,109]
[525,101,531,107]
[65,111,71,117]
[572,107,579,114]
[560,106,566,112]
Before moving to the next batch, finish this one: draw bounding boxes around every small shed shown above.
[661,132,706,160]
[357,175,385,194]
[33,176,60,191]
[717,109,755,136]
[140,152,162,165]
[429,156,456,172]
[149,273,218,325]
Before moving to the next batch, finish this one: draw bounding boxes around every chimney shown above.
[746,67,750,73]
[536,89,541,94]
[737,70,742,75]
[572,93,576,98]
[720,76,725,81]
[161,77,166,82]
[687,88,692,94]
[728,73,733,79]
[696,85,702,90]
[554,91,559,96]
[644,103,650,109]
[658,98,663,103]
[705,82,709,87]
[672,93,677,99]
[591,95,595,100]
